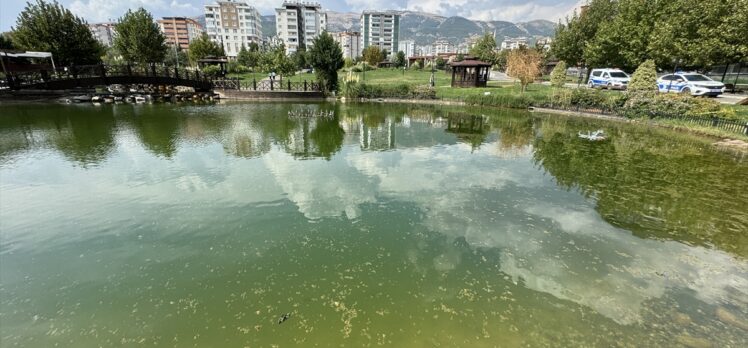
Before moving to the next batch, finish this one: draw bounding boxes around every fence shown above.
[535,99,748,136]
[211,78,321,92]
[2,63,211,90]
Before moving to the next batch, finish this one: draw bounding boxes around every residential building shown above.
[501,37,528,50]
[431,40,453,55]
[88,23,116,47]
[157,17,204,50]
[398,39,415,58]
[536,37,552,50]
[361,11,399,58]
[332,31,362,59]
[275,1,327,55]
[204,0,262,58]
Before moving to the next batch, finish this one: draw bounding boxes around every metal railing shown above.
[211,77,321,92]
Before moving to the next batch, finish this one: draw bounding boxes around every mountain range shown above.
[259,11,556,46]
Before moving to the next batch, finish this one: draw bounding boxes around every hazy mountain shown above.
[206,10,555,46]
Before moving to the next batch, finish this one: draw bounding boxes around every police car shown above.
[657,72,725,96]
[587,68,630,90]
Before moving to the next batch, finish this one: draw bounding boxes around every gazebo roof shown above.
[449,59,492,67]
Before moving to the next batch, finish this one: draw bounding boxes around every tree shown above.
[627,59,658,96]
[291,47,308,70]
[506,48,543,93]
[114,8,167,65]
[435,57,446,70]
[0,33,14,49]
[585,0,658,70]
[11,0,102,65]
[469,33,498,65]
[552,0,616,68]
[550,61,567,88]
[188,33,224,65]
[394,51,406,68]
[164,46,188,67]
[362,46,383,67]
[308,31,344,93]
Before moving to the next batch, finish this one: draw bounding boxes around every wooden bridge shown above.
[1,64,213,92]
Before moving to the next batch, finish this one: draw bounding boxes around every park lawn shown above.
[723,104,748,121]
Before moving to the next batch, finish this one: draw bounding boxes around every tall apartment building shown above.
[204,0,262,58]
[398,39,415,58]
[431,40,454,55]
[361,11,399,58]
[88,23,116,47]
[332,32,361,59]
[275,1,327,55]
[157,17,203,50]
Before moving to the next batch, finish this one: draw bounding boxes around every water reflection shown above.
[1,102,747,346]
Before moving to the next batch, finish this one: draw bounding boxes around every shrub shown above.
[464,94,536,109]
[627,59,658,97]
[623,93,729,119]
[227,61,249,74]
[201,64,222,77]
[550,61,567,88]
[342,82,435,99]
[570,88,608,108]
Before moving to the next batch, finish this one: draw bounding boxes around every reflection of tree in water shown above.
[128,109,181,158]
[533,118,748,257]
[0,105,117,166]
[445,112,489,150]
[488,113,535,155]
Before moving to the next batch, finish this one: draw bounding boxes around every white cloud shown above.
[68,0,200,23]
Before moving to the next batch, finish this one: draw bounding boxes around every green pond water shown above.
[1,102,747,347]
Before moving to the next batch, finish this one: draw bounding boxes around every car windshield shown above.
[609,72,628,78]
[683,74,711,81]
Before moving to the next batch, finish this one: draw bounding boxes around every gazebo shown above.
[197,56,228,77]
[448,59,491,87]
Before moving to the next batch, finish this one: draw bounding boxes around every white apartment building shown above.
[501,37,528,50]
[204,0,262,58]
[432,40,454,55]
[361,11,399,58]
[276,1,327,55]
[398,39,415,58]
[88,23,116,47]
[332,32,362,59]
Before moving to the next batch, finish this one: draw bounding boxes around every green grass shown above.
[723,104,748,122]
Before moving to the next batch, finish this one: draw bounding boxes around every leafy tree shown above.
[308,31,344,93]
[585,0,658,70]
[454,53,464,62]
[102,46,124,65]
[627,59,658,96]
[550,61,568,88]
[380,49,389,63]
[469,32,498,65]
[11,0,102,65]
[114,8,167,65]
[188,33,224,65]
[201,64,221,77]
[291,47,308,70]
[164,46,188,67]
[248,42,260,52]
[552,0,616,69]
[494,50,508,71]
[506,47,543,93]
[362,46,383,67]
[0,33,14,49]
[435,57,446,70]
[344,57,355,68]
[394,51,406,68]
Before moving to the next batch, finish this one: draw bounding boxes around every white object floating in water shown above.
[578,129,607,141]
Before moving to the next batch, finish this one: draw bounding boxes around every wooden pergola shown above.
[448,59,491,87]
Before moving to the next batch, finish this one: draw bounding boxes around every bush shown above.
[623,93,729,119]
[201,64,222,77]
[342,82,435,99]
[627,59,658,96]
[227,61,249,74]
[570,88,608,108]
[464,94,537,109]
[550,61,567,88]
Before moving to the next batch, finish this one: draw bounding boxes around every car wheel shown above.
[681,87,691,95]
[606,83,612,90]
[587,82,593,89]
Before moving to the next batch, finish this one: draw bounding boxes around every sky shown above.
[1,0,584,32]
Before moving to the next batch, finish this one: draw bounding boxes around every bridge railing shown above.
[3,63,212,90]
[210,78,321,92]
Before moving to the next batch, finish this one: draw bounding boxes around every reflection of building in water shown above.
[340,116,395,151]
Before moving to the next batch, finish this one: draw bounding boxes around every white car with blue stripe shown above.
[587,68,630,90]
[657,73,725,96]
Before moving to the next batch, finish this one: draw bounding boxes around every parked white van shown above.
[587,69,630,90]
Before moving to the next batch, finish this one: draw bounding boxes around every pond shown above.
[1,102,747,347]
